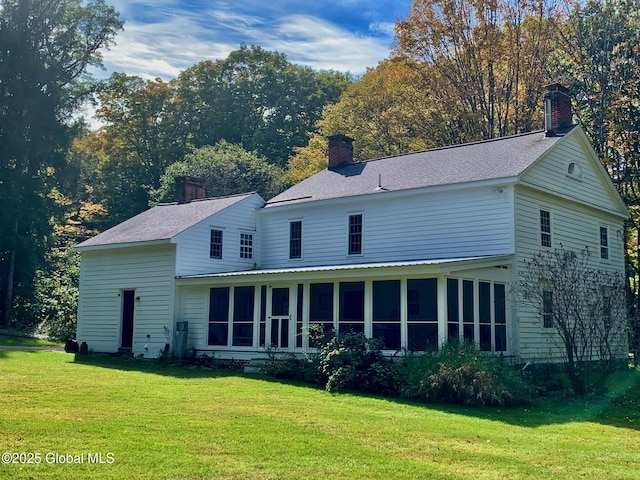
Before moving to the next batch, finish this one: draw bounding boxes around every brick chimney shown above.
[544,83,573,137]
[328,134,355,169]
[175,176,206,203]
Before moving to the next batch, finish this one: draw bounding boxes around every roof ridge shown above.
[158,191,255,206]
[358,130,546,165]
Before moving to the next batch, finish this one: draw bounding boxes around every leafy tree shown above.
[286,133,329,184]
[94,73,187,218]
[551,0,640,356]
[287,59,457,180]
[394,0,561,140]
[176,45,351,167]
[0,0,122,327]
[515,246,628,393]
[155,141,286,203]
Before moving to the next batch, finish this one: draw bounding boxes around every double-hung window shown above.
[540,210,551,247]
[210,229,223,259]
[348,214,363,255]
[240,232,253,259]
[600,227,608,259]
[289,221,302,259]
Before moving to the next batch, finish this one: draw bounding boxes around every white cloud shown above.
[94,1,396,81]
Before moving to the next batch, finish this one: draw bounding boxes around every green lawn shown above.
[0,352,638,480]
[0,334,62,347]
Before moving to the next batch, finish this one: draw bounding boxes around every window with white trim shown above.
[540,210,551,247]
[348,214,363,255]
[240,232,253,259]
[210,229,223,259]
[600,227,608,259]
[289,221,302,259]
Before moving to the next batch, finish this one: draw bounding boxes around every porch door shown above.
[121,290,135,349]
[268,287,292,350]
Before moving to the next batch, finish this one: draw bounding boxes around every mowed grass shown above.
[0,352,639,480]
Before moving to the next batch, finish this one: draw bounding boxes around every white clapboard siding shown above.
[174,194,264,276]
[76,244,176,356]
[513,185,626,362]
[176,285,210,351]
[520,129,624,216]
[259,185,514,268]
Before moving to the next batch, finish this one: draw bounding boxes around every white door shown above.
[267,286,292,350]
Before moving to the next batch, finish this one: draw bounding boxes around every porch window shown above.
[289,221,302,259]
[348,214,363,255]
[309,283,334,347]
[210,229,223,259]
[600,227,608,259]
[446,278,459,341]
[479,282,492,351]
[462,280,475,343]
[259,286,267,347]
[407,279,438,351]
[339,281,364,333]
[296,284,303,348]
[208,287,229,345]
[494,283,506,352]
[540,210,551,247]
[373,280,401,350]
[232,286,254,346]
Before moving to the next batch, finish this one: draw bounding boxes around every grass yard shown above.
[0,352,639,480]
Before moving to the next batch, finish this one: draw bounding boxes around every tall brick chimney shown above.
[328,134,355,169]
[544,83,573,137]
[175,176,206,203]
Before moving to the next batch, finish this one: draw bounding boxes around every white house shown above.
[75,84,629,363]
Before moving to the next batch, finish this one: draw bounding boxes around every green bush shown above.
[317,330,401,396]
[400,341,533,407]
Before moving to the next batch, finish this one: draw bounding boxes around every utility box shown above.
[174,321,188,358]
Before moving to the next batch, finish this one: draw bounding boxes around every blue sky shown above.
[97,0,414,80]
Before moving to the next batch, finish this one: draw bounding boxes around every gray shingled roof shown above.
[77,193,256,249]
[267,130,564,207]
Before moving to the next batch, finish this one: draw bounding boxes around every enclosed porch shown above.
[175,256,515,360]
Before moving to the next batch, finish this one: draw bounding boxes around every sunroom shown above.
[175,255,515,360]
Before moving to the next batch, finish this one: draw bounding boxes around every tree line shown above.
[1,0,639,352]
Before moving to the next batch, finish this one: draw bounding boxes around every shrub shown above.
[400,341,533,406]
[317,330,401,396]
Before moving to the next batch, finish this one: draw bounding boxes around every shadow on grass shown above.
[72,353,640,431]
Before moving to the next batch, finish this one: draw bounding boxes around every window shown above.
[542,290,553,328]
[540,210,551,247]
[289,221,302,259]
[568,162,582,178]
[296,284,304,348]
[373,280,401,350]
[259,286,267,347]
[479,282,492,351]
[210,229,223,259]
[600,227,608,259]
[446,278,459,342]
[348,214,363,255]
[339,282,364,334]
[309,283,334,346]
[462,280,475,343]
[208,287,229,345]
[240,233,253,259]
[232,286,254,346]
[408,279,438,351]
[494,284,506,352]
